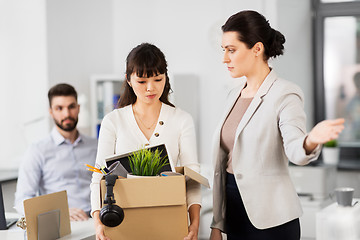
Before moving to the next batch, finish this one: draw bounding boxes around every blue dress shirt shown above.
[14,128,97,214]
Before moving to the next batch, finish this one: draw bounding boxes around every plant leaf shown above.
[127,146,170,176]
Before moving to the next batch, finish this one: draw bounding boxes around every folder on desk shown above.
[23,190,71,240]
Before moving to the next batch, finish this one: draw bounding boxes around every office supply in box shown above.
[100,166,209,240]
[105,144,174,177]
[23,190,71,240]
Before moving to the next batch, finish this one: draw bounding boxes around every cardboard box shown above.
[100,166,209,240]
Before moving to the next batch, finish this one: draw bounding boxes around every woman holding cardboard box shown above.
[210,10,345,240]
[90,43,201,240]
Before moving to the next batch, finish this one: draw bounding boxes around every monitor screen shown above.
[0,183,17,230]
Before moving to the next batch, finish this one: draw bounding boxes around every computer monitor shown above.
[0,183,17,230]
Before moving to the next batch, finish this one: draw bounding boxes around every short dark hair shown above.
[118,43,174,108]
[222,10,286,61]
[48,83,78,107]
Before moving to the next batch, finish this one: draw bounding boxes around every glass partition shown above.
[323,16,360,145]
[314,0,360,163]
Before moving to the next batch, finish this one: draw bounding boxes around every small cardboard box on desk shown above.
[100,166,209,240]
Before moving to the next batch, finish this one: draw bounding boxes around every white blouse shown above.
[90,103,201,215]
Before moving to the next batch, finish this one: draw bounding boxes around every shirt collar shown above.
[51,127,82,146]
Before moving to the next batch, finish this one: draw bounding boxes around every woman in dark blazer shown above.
[210,10,345,240]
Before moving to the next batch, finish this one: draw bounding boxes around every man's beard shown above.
[54,117,78,132]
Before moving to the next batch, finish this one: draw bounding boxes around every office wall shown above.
[0,0,114,168]
[0,0,313,168]
[112,0,313,165]
[47,0,114,135]
[0,0,49,169]
[273,0,314,131]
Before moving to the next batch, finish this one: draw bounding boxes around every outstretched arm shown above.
[304,118,345,154]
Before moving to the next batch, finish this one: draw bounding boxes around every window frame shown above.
[313,0,360,163]
[313,0,360,123]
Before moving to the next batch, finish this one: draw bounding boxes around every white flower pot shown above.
[126,173,156,179]
[322,147,340,165]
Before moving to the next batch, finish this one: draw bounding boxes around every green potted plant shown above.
[324,139,338,148]
[322,139,340,165]
[127,147,169,177]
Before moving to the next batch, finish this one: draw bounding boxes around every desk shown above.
[59,219,95,240]
[0,217,95,240]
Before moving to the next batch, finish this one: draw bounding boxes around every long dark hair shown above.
[222,10,285,61]
[117,43,174,108]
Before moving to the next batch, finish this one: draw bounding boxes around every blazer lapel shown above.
[234,70,278,139]
[215,80,246,138]
[212,80,246,164]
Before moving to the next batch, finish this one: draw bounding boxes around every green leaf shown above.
[128,147,170,176]
[324,139,338,147]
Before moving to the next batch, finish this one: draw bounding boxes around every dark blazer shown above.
[211,70,321,231]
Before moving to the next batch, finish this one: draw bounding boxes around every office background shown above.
[4,1,360,238]
[0,0,313,169]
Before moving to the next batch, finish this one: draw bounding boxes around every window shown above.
[314,0,360,162]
